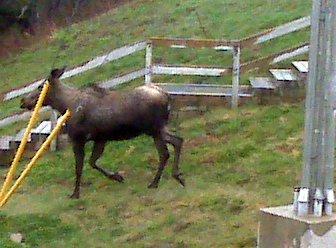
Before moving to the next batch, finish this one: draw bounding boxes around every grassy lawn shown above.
[0,104,306,247]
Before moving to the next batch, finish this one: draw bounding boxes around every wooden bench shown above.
[0,136,14,166]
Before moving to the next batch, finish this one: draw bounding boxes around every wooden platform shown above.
[155,83,253,97]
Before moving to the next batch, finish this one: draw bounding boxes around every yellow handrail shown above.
[0,82,50,201]
[0,110,71,208]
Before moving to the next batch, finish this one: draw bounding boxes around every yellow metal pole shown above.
[0,110,71,208]
[0,82,50,201]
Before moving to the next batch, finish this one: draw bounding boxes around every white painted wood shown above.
[232,46,241,108]
[0,136,12,150]
[145,43,153,84]
[270,69,298,81]
[60,41,147,79]
[4,41,147,101]
[41,122,52,135]
[255,16,311,44]
[214,46,234,51]
[271,45,310,64]
[99,69,147,89]
[4,79,45,101]
[292,61,309,73]
[155,83,252,97]
[250,77,275,89]
[32,121,50,134]
[152,65,228,76]
[13,129,31,143]
[0,106,51,128]
[170,45,187,49]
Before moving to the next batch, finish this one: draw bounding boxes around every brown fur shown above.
[21,68,184,198]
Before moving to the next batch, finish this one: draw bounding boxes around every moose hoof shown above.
[173,173,185,187]
[148,182,159,189]
[69,192,80,199]
[109,173,124,183]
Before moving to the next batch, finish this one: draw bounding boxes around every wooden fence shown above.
[0,15,312,130]
[146,37,241,108]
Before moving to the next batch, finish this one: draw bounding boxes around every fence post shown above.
[231,45,240,108]
[145,41,153,84]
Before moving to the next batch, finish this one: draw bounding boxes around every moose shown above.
[21,68,184,199]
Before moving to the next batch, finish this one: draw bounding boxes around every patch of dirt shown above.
[276,143,300,157]
[184,135,221,149]
[200,156,217,166]
[173,221,191,232]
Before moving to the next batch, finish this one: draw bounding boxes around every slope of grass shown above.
[0,103,306,247]
[0,0,311,119]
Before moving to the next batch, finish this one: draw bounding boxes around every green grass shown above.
[0,0,311,119]
[0,104,306,247]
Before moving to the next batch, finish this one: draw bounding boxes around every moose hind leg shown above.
[90,141,124,183]
[163,130,185,187]
[70,141,85,199]
[148,135,170,188]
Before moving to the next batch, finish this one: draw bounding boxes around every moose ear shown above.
[50,66,66,79]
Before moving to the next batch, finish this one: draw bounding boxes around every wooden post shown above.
[298,0,336,217]
[231,45,240,108]
[145,42,153,84]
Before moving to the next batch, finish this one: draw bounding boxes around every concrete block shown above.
[258,205,336,248]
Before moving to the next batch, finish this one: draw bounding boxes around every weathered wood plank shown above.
[150,37,239,48]
[60,41,147,79]
[250,77,276,89]
[240,16,311,47]
[4,79,45,101]
[292,61,309,73]
[241,43,309,72]
[271,45,309,64]
[0,136,13,151]
[3,41,147,101]
[270,69,298,81]
[152,65,231,76]
[155,83,252,97]
[99,69,147,89]
[0,107,51,129]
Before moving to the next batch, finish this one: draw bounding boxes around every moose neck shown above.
[48,81,79,114]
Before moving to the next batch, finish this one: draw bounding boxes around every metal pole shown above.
[145,42,153,84]
[0,110,71,208]
[50,110,58,151]
[0,82,50,201]
[297,0,336,217]
[231,45,240,108]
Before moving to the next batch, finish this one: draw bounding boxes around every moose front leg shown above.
[90,141,124,183]
[70,141,85,199]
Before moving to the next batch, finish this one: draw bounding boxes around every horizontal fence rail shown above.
[152,65,231,76]
[150,37,239,49]
[99,69,147,89]
[155,83,252,97]
[240,16,310,47]
[241,43,310,73]
[2,41,147,101]
[0,107,51,129]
